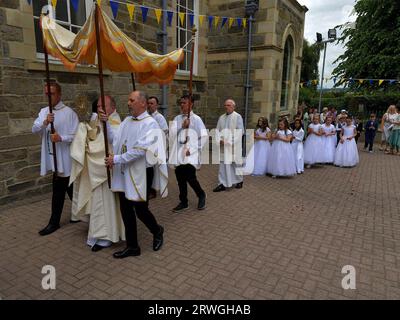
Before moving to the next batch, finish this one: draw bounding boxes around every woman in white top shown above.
[268,119,297,178]
[304,113,324,168]
[252,117,271,176]
[291,119,305,174]
[334,116,359,167]
[321,116,337,164]
[380,105,397,151]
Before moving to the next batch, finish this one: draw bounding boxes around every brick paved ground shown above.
[1,147,400,300]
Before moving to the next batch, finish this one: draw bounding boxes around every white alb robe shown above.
[151,110,169,133]
[70,113,125,246]
[216,111,244,187]
[110,111,168,201]
[32,101,79,177]
[169,111,208,169]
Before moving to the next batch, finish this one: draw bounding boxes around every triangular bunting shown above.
[243,18,247,28]
[141,6,149,23]
[237,18,242,28]
[154,8,162,25]
[369,79,374,85]
[167,11,173,26]
[51,0,57,7]
[389,80,396,85]
[300,83,304,88]
[109,1,119,19]
[126,4,135,21]
[214,16,220,28]
[199,15,205,27]
[179,12,185,27]
[379,80,384,86]
[359,79,364,84]
[208,16,214,29]
[221,17,228,28]
[70,0,79,12]
[333,77,337,84]
[188,14,194,27]
[228,17,234,28]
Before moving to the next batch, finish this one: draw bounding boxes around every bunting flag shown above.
[141,6,149,23]
[379,80,384,86]
[199,15,205,27]
[154,8,162,25]
[22,1,277,33]
[369,80,374,85]
[109,1,119,19]
[208,15,214,29]
[126,3,135,21]
[167,11,173,26]
[221,17,228,28]
[188,13,194,27]
[333,77,337,84]
[358,79,364,84]
[71,0,79,12]
[214,16,220,28]
[300,83,304,88]
[228,17,234,28]
[178,12,185,27]
[389,80,397,85]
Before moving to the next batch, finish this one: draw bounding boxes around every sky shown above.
[297,0,357,88]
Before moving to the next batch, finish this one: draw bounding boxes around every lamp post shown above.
[317,28,336,113]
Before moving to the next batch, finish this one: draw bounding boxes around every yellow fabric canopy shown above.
[41,5,184,84]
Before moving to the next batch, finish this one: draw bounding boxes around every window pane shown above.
[54,0,69,23]
[188,0,194,12]
[71,26,81,34]
[70,0,86,26]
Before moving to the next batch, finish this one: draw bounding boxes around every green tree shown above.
[300,39,322,85]
[333,0,400,86]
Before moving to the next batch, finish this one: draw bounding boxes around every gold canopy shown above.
[41,5,184,84]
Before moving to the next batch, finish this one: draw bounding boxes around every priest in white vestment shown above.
[32,82,79,236]
[70,95,125,252]
[103,91,167,259]
[213,99,244,192]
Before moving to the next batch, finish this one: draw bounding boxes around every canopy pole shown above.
[94,2,111,188]
[41,14,58,178]
[130,73,136,91]
[188,26,196,120]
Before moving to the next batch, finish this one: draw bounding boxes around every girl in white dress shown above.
[252,117,271,175]
[304,113,324,168]
[334,116,359,167]
[268,119,297,178]
[291,119,304,174]
[321,116,336,164]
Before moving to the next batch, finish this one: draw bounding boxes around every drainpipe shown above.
[160,0,168,117]
[244,1,259,131]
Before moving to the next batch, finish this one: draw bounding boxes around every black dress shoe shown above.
[38,224,60,236]
[153,225,164,251]
[235,182,243,189]
[91,244,105,252]
[197,194,206,210]
[172,203,189,213]
[213,184,226,192]
[113,247,141,259]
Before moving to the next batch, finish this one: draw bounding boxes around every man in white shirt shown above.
[147,96,168,134]
[32,82,79,236]
[213,99,244,192]
[147,96,168,199]
[169,95,207,212]
[103,91,165,259]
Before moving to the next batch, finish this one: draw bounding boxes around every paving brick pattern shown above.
[1,148,400,299]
